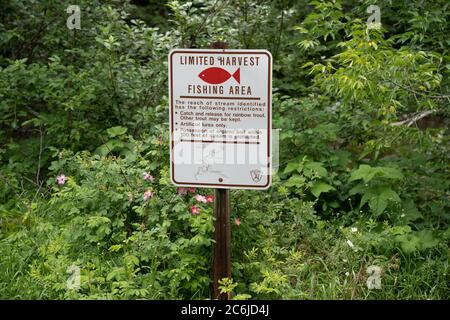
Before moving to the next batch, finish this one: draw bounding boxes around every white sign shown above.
[169,49,272,189]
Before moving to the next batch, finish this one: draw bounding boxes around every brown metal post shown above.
[210,40,231,300]
[212,188,231,300]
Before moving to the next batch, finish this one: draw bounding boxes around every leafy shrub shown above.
[0,0,448,300]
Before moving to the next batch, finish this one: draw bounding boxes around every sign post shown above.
[211,42,231,300]
[168,46,272,299]
[212,187,231,299]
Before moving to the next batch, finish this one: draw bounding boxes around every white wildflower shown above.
[346,240,355,248]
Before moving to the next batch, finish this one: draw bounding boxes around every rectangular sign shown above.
[169,49,272,189]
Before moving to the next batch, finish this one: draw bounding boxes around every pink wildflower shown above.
[205,195,214,203]
[188,187,196,193]
[191,206,200,215]
[195,194,207,203]
[143,190,154,201]
[235,218,241,226]
[56,174,67,185]
[177,187,188,195]
[143,172,155,182]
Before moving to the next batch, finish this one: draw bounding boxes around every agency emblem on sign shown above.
[169,49,272,189]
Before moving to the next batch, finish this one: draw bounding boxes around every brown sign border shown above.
[169,49,272,189]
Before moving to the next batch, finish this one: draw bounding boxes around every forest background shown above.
[0,0,448,299]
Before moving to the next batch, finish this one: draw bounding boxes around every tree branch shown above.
[391,109,439,127]
[386,79,450,100]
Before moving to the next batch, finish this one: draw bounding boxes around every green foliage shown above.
[0,0,448,300]
[349,165,403,216]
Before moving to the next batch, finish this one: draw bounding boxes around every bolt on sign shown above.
[169,49,272,189]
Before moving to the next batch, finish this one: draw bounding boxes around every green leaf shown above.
[390,225,412,236]
[396,230,440,254]
[369,196,389,216]
[284,175,306,187]
[396,234,421,254]
[173,202,187,213]
[349,165,375,182]
[350,165,403,183]
[284,162,299,174]
[402,199,423,222]
[124,254,140,267]
[416,230,440,250]
[360,185,401,215]
[303,161,327,177]
[109,244,122,252]
[380,167,404,180]
[310,181,335,197]
[94,139,128,157]
[349,183,365,196]
[106,267,125,281]
[106,126,128,138]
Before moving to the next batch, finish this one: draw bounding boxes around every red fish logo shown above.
[198,67,240,84]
